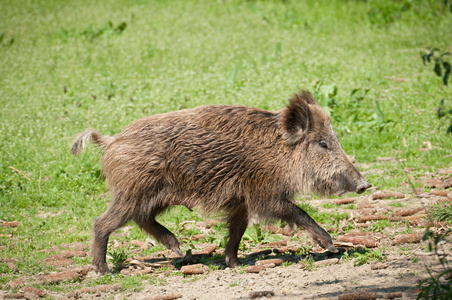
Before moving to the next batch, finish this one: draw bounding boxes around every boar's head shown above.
[280,91,371,196]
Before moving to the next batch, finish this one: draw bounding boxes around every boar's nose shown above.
[356,182,372,194]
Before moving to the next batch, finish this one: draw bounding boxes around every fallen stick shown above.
[39,266,90,284]
[246,249,272,258]
[372,190,405,200]
[334,198,355,205]
[338,292,378,300]
[357,215,389,223]
[249,291,275,299]
[20,287,46,297]
[344,230,372,237]
[153,294,183,300]
[7,278,24,289]
[255,258,286,267]
[391,208,424,217]
[337,236,377,248]
[370,263,388,270]
[272,246,298,254]
[264,240,287,247]
[66,283,121,298]
[387,292,403,299]
[403,215,425,226]
[431,190,450,197]
[0,221,20,228]
[245,264,275,273]
[120,267,154,276]
[193,244,217,256]
[4,293,34,299]
[180,264,208,275]
[313,258,339,267]
[392,233,422,245]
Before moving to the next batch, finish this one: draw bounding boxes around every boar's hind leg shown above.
[92,201,132,274]
[225,203,248,267]
[134,217,183,257]
[277,202,338,253]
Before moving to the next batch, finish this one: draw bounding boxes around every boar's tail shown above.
[70,129,110,156]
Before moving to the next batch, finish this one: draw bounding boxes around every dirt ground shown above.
[3,241,448,300]
[117,250,446,300]
[1,165,452,300]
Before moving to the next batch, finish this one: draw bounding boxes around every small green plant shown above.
[437,99,452,134]
[59,21,127,43]
[299,255,315,271]
[0,33,14,47]
[311,82,392,135]
[342,248,385,267]
[417,267,452,299]
[343,204,356,210]
[354,249,385,267]
[294,245,311,256]
[282,260,294,267]
[243,224,267,245]
[229,280,240,287]
[80,21,127,41]
[207,264,221,272]
[340,222,356,233]
[368,219,392,232]
[321,202,335,209]
[108,249,128,272]
[429,202,452,222]
[416,229,452,299]
[421,48,451,86]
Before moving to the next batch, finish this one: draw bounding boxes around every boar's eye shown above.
[319,140,328,149]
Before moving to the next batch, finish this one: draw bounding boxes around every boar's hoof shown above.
[174,248,184,257]
[225,255,240,268]
[94,262,110,275]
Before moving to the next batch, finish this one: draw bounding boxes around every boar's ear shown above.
[280,91,316,145]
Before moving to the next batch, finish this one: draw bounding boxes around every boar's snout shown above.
[356,181,372,194]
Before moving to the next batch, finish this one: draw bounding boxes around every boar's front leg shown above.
[225,202,249,267]
[277,202,338,253]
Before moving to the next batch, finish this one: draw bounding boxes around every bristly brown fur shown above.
[71,89,370,273]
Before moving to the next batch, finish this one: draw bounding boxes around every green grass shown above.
[341,248,386,267]
[429,203,452,222]
[1,0,452,293]
[388,201,404,208]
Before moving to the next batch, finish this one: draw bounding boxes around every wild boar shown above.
[71,90,371,274]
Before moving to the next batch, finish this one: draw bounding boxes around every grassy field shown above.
[1,0,452,295]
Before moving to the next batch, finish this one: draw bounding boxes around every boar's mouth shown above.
[336,181,372,196]
[335,180,372,196]
[310,172,371,197]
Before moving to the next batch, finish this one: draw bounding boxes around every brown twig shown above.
[8,166,32,182]
[38,170,42,196]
